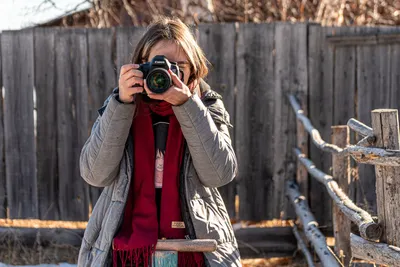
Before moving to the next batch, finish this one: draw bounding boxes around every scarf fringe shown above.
[113,245,155,267]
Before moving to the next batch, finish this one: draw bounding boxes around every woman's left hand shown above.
[143,69,192,106]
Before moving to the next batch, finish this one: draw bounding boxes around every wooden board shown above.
[235,226,297,258]
[331,126,351,266]
[332,26,357,126]
[235,23,275,220]
[356,29,391,215]
[87,28,117,208]
[273,23,308,219]
[34,28,59,220]
[389,43,400,116]
[116,26,146,74]
[371,110,400,245]
[307,25,334,226]
[1,30,38,219]
[55,29,90,221]
[0,33,5,218]
[198,23,236,218]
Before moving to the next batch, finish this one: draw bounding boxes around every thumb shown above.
[169,69,183,87]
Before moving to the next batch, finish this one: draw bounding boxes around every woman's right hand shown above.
[118,64,144,103]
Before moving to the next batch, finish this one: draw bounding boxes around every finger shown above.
[125,86,144,95]
[125,76,144,87]
[120,64,140,76]
[168,69,184,87]
[122,69,143,80]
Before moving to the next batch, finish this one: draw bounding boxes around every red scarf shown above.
[112,99,205,267]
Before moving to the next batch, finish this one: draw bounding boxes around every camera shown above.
[138,55,183,94]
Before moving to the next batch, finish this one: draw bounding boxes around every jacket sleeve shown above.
[172,94,238,188]
[80,94,136,187]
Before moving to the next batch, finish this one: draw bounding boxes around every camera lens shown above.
[147,69,170,94]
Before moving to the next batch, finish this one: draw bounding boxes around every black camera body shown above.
[138,55,182,94]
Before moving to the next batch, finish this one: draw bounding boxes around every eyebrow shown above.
[176,61,189,65]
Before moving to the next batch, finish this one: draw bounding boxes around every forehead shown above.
[148,40,188,63]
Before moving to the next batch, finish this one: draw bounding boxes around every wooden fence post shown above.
[331,126,351,266]
[371,109,400,246]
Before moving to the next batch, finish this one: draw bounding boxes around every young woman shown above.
[78,17,241,267]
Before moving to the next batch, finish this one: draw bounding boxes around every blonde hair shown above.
[131,16,209,86]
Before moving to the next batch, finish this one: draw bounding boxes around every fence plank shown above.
[333,27,357,126]
[34,28,59,220]
[116,27,146,74]
[55,29,89,221]
[371,109,400,246]
[390,43,400,110]
[274,23,308,219]
[2,30,38,219]
[357,37,391,214]
[295,97,308,199]
[308,25,331,223]
[235,23,275,220]
[198,23,236,218]
[0,33,5,218]
[308,25,334,226]
[87,28,117,208]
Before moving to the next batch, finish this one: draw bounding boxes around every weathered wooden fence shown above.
[1,23,400,223]
[288,94,400,266]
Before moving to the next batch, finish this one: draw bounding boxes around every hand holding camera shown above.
[118,64,144,103]
[119,55,192,106]
[141,55,192,106]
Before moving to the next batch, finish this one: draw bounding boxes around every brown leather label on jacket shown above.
[171,221,185,229]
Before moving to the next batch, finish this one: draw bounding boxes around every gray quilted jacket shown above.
[78,80,241,267]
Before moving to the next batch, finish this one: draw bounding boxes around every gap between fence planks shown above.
[288,94,400,167]
[351,234,400,266]
[294,148,382,241]
[285,180,342,267]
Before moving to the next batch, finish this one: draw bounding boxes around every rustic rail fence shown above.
[287,94,400,266]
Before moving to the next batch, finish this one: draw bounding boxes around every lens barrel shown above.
[146,68,171,94]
